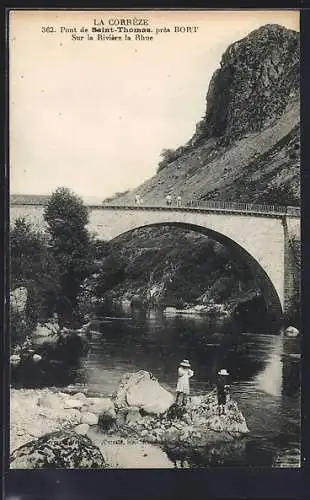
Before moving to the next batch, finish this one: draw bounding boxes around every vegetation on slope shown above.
[84,226,262,311]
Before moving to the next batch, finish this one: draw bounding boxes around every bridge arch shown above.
[106,221,283,319]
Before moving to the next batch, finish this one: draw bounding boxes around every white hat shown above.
[180,359,191,368]
[218,369,229,376]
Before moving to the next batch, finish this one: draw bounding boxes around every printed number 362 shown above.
[41,26,56,33]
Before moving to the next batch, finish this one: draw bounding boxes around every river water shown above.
[67,304,300,468]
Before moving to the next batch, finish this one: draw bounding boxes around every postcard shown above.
[8,9,300,472]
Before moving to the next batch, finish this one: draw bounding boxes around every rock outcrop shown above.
[115,389,249,448]
[10,430,106,469]
[111,24,300,206]
[195,24,299,143]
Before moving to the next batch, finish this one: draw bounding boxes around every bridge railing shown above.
[184,200,289,214]
[286,206,301,217]
[101,199,300,216]
[10,199,300,217]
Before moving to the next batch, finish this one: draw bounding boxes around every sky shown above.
[9,10,299,203]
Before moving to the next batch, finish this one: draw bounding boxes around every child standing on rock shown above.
[176,359,194,407]
[217,368,230,415]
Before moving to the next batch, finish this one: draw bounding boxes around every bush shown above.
[157,148,180,173]
[10,218,60,324]
[95,255,126,295]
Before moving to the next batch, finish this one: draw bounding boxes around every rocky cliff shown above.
[111,24,300,206]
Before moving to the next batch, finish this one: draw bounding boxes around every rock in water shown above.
[10,430,106,469]
[32,354,42,363]
[284,326,299,337]
[112,371,174,415]
[10,354,21,367]
[114,389,249,450]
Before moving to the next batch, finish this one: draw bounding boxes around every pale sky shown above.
[9,10,299,203]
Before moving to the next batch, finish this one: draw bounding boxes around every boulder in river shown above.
[10,354,21,367]
[284,326,299,337]
[112,370,174,415]
[112,375,249,449]
[10,430,106,469]
[32,353,42,363]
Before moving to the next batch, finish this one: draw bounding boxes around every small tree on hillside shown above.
[157,148,178,173]
[43,187,93,325]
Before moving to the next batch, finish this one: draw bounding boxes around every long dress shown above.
[176,367,194,394]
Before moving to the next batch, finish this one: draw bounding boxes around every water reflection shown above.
[255,335,284,396]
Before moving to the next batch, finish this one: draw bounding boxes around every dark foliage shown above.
[93,226,260,309]
[10,218,60,328]
[43,187,93,324]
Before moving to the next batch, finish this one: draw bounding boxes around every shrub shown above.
[157,148,180,173]
[10,217,60,324]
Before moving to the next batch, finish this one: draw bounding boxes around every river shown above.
[64,304,300,468]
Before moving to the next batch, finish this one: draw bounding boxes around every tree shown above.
[10,217,60,324]
[43,187,93,324]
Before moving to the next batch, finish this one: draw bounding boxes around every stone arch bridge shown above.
[89,201,300,318]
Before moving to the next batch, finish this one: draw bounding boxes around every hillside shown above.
[88,225,258,308]
[110,24,300,207]
[10,194,50,205]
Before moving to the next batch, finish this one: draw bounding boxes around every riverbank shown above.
[10,387,174,468]
[10,371,249,468]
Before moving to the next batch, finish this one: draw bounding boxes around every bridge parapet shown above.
[100,201,300,218]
